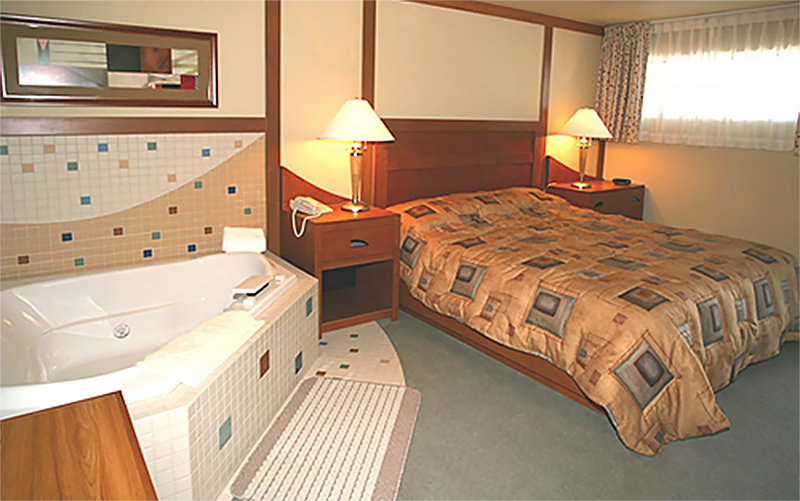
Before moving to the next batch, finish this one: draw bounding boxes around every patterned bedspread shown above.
[387,187,799,455]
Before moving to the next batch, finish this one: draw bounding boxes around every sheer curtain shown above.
[639,5,800,151]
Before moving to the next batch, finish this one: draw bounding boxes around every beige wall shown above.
[0,0,264,117]
[281,0,362,197]
[605,143,800,259]
[545,28,602,171]
[375,0,544,121]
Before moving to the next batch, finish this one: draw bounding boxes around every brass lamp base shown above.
[341,201,370,213]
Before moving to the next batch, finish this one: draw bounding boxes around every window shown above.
[639,6,799,151]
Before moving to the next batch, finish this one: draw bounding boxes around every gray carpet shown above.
[379,312,800,500]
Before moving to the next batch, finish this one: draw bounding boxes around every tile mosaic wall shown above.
[130,262,319,500]
[0,132,265,282]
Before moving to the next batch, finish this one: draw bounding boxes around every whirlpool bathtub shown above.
[0,252,297,419]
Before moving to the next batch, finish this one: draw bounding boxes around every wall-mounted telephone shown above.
[290,196,333,238]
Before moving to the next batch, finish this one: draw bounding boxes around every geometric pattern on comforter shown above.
[388,187,799,455]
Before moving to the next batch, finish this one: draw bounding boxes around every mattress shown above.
[387,187,799,455]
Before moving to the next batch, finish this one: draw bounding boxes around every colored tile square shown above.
[187,243,197,253]
[80,196,91,206]
[218,416,232,451]
[167,173,177,183]
[339,364,350,370]
[143,249,153,259]
[295,352,303,375]
[151,231,161,241]
[194,180,203,189]
[22,163,34,174]
[227,185,237,195]
[349,348,359,353]
[43,144,56,154]
[168,206,178,215]
[201,148,211,157]
[319,341,328,346]
[350,334,359,338]
[113,227,124,236]
[67,162,79,171]
[118,160,129,169]
[74,257,85,267]
[147,141,157,151]
[97,143,109,152]
[0,145,7,155]
[260,350,270,378]
[305,297,313,317]
[204,226,213,235]
[380,359,391,364]
[234,140,243,148]
[244,207,252,215]
[17,255,30,265]
[315,370,327,377]
[61,232,73,242]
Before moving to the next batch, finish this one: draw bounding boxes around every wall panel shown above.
[375,0,544,120]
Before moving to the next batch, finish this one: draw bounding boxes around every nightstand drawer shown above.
[589,190,643,219]
[548,182,645,220]
[320,218,398,266]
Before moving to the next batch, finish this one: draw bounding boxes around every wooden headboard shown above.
[373,119,544,207]
[279,119,589,214]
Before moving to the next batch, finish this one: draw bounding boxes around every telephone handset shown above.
[290,196,332,238]
[290,196,333,216]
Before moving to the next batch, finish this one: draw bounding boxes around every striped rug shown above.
[231,377,421,501]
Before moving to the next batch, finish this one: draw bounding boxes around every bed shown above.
[279,122,799,455]
[369,121,799,455]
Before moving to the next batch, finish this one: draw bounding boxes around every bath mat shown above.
[230,377,420,501]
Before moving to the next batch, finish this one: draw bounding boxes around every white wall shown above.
[281,0,362,197]
[0,0,264,117]
[375,0,544,121]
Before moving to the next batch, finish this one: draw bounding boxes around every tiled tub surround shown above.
[0,132,265,281]
[129,256,318,501]
[0,252,295,419]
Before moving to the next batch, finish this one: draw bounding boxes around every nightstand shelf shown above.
[547,180,645,220]
[281,206,399,334]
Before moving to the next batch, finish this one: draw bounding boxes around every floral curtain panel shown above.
[639,6,800,151]
[795,112,799,156]
[595,22,651,143]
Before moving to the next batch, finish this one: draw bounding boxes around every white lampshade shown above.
[319,99,395,142]
[560,108,613,139]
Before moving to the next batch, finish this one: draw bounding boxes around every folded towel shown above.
[140,310,265,387]
[223,226,266,253]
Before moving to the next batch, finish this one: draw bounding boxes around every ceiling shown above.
[482,0,797,25]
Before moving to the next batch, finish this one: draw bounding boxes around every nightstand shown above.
[280,205,399,334]
[547,180,645,220]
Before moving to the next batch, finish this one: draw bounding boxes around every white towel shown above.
[223,226,266,253]
[140,310,265,387]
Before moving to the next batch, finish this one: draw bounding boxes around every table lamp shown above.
[560,108,613,189]
[319,99,395,212]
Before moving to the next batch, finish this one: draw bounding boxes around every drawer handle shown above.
[632,196,641,202]
[350,239,369,248]
[593,201,604,209]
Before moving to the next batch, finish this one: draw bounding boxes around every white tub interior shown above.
[0,251,297,420]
